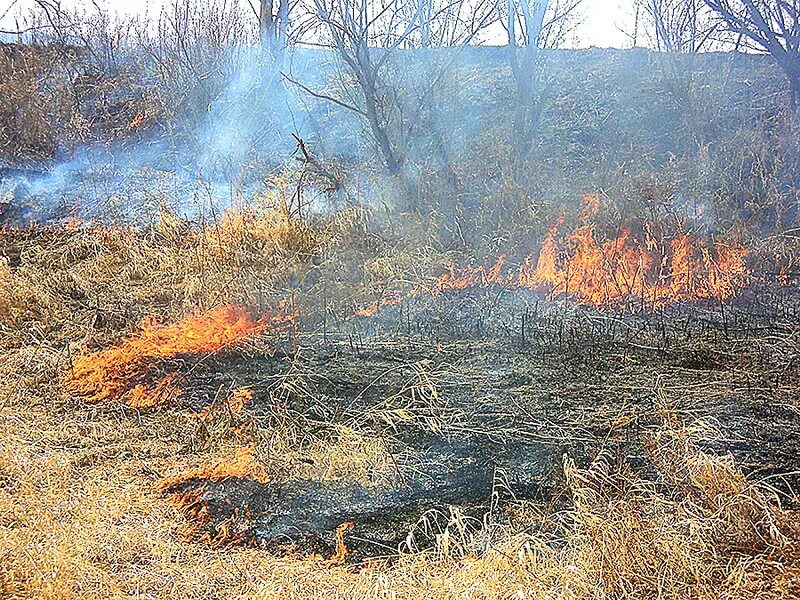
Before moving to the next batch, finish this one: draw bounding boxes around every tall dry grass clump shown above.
[646,421,800,559]
[0,43,79,160]
[0,196,330,351]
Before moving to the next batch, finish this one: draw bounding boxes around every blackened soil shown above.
[168,444,499,559]
[159,287,800,557]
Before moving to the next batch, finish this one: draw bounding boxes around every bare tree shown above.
[0,1,102,44]
[504,0,582,159]
[137,0,258,149]
[253,0,289,52]
[259,0,275,40]
[289,0,495,176]
[297,0,415,173]
[641,0,720,52]
[704,0,800,110]
[628,0,728,105]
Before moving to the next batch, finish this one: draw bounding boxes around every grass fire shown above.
[65,304,294,408]
[358,195,751,315]
[1,0,800,598]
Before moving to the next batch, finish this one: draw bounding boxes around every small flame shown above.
[158,446,269,491]
[127,110,147,130]
[332,521,355,563]
[158,446,267,547]
[164,485,254,547]
[64,216,83,232]
[65,304,294,408]
[354,288,418,317]
[776,265,800,286]
[779,266,789,286]
[433,256,510,293]
[228,386,254,414]
[127,373,184,409]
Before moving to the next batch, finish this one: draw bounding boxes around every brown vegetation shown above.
[1,2,799,597]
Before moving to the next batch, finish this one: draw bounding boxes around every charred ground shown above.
[122,286,800,559]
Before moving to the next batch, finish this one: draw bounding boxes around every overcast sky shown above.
[1,0,636,49]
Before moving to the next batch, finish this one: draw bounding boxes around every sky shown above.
[1,0,636,49]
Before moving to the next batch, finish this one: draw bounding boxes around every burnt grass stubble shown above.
[159,285,800,561]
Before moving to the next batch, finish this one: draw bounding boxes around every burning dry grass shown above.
[64,303,294,408]
[158,421,398,498]
[2,388,799,599]
[0,198,446,358]
[0,197,340,347]
[154,426,399,549]
[527,218,749,308]
[353,195,752,316]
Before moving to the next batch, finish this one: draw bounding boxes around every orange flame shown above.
[332,521,355,563]
[353,195,750,314]
[164,484,254,547]
[778,266,790,286]
[65,304,294,408]
[353,258,512,317]
[354,288,418,317]
[158,446,267,547]
[228,386,254,414]
[127,373,183,409]
[524,222,749,307]
[127,110,147,130]
[158,446,269,491]
[433,256,510,293]
[160,452,359,553]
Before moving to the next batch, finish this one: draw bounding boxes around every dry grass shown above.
[2,391,798,599]
[1,209,799,599]
[0,176,446,349]
[0,42,158,161]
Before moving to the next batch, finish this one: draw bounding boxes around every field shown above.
[1,193,800,598]
[1,0,800,592]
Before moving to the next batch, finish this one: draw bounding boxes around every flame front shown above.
[158,446,269,491]
[158,446,267,547]
[65,304,294,408]
[355,195,750,314]
[523,219,749,307]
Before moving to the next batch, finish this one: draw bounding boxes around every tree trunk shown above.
[260,0,275,47]
[509,0,547,164]
[277,0,289,48]
[789,72,800,113]
[511,45,542,163]
[274,0,289,67]
[366,100,401,174]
